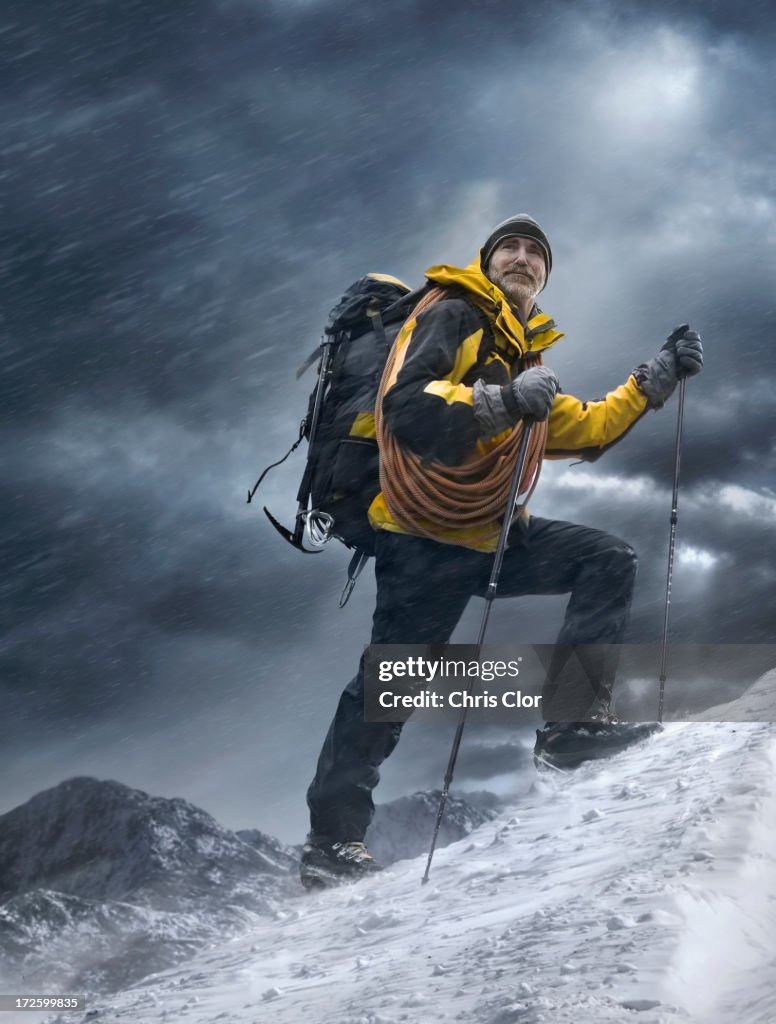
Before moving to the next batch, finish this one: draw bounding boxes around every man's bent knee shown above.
[603,538,638,577]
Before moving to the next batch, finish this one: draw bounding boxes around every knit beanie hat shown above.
[481,214,552,282]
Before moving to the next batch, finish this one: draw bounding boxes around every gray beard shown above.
[488,269,540,309]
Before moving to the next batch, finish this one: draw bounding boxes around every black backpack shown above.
[249,274,420,602]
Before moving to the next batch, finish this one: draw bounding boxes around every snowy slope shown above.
[687,667,776,722]
[36,721,776,1024]
[0,779,497,1003]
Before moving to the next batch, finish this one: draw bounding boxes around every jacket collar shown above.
[424,257,564,356]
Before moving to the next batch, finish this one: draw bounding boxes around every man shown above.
[301,214,703,888]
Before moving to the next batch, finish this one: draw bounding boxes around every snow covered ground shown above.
[32,719,776,1024]
[688,667,776,722]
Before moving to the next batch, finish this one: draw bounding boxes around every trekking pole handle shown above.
[666,323,690,346]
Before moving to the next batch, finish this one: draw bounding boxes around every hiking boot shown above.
[299,835,383,890]
[533,717,662,771]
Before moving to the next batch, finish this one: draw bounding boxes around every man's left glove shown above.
[633,326,703,409]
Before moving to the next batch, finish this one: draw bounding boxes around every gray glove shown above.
[673,329,703,377]
[473,365,559,437]
[504,365,559,421]
[633,326,703,409]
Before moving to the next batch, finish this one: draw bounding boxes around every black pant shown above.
[306,517,638,840]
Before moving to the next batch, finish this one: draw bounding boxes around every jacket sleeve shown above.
[381,299,487,465]
[545,376,649,461]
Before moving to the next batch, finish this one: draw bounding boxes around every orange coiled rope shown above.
[374,287,548,547]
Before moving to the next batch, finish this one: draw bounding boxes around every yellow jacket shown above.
[366,258,649,551]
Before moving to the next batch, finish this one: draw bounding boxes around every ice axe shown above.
[248,334,336,553]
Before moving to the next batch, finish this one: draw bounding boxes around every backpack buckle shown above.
[339,549,370,608]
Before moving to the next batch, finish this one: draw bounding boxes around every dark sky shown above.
[2,0,775,841]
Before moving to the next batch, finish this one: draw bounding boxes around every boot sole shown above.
[534,722,663,771]
[299,859,383,891]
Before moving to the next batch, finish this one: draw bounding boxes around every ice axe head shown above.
[263,506,306,550]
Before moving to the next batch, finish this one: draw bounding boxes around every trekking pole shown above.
[657,339,689,722]
[422,420,535,885]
